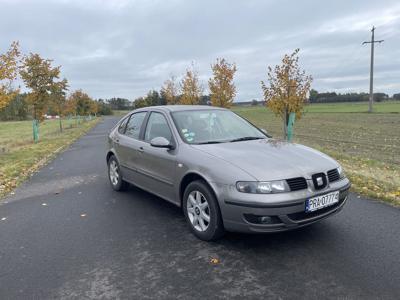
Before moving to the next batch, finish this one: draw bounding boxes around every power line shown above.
[362,26,384,113]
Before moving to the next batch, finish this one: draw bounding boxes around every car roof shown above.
[134,105,227,113]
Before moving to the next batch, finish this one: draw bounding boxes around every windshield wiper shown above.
[229,136,264,143]
[196,140,225,145]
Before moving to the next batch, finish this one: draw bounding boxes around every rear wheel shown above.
[183,180,225,241]
[108,155,128,191]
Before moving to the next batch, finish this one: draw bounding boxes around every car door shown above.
[134,111,178,204]
[116,111,148,183]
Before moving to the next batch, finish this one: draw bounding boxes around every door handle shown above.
[138,146,144,153]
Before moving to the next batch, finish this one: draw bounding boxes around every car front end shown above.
[217,166,351,233]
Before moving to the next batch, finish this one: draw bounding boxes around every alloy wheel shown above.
[186,190,210,232]
[109,160,119,186]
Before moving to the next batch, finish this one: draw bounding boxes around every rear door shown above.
[134,111,178,203]
[116,111,148,182]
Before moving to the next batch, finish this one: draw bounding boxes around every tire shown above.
[183,180,225,241]
[108,155,128,191]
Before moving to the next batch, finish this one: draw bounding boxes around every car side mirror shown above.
[150,137,174,149]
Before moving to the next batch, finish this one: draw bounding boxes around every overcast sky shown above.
[1,0,400,101]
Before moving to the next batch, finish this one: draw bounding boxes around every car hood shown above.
[190,139,338,181]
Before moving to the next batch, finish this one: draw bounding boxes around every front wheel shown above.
[108,155,128,191]
[183,180,225,241]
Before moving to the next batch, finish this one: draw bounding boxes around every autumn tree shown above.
[180,64,203,105]
[20,53,62,120]
[261,49,312,139]
[0,41,20,110]
[89,99,99,116]
[64,95,77,116]
[208,58,237,108]
[50,78,68,132]
[161,75,179,105]
[69,90,93,116]
[20,53,65,142]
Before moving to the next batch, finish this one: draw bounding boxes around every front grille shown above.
[286,177,308,191]
[327,168,340,183]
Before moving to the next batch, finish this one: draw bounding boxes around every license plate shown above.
[306,191,340,212]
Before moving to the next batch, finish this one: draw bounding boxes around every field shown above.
[0,117,100,198]
[233,101,400,205]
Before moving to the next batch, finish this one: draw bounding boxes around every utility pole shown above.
[363,26,384,113]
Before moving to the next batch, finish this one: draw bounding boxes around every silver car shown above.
[106,105,351,241]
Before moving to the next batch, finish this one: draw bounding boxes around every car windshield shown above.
[171,109,267,144]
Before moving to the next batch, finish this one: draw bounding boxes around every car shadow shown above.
[122,184,335,252]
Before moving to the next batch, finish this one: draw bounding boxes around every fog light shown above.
[259,216,273,224]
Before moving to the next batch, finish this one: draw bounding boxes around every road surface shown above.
[1,116,399,299]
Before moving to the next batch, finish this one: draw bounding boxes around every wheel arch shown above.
[179,172,220,208]
[106,150,116,163]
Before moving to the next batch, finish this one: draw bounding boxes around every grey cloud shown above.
[1,0,399,100]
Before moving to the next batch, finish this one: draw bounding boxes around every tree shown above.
[107,97,132,110]
[180,64,203,105]
[89,100,99,116]
[393,93,400,101]
[133,96,149,109]
[97,99,112,115]
[20,53,63,142]
[161,75,179,105]
[64,95,77,116]
[0,41,20,110]
[309,89,318,102]
[20,53,61,120]
[145,90,162,106]
[373,93,388,102]
[208,58,237,108]
[261,49,312,139]
[0,93,28,121]
[69,90,92,116]
[50,78,68,132]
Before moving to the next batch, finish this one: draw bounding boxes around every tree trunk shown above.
[59,117,63,133]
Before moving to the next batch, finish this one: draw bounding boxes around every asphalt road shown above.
[1,116,399,300]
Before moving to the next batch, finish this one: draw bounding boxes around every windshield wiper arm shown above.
[229,136,264,142]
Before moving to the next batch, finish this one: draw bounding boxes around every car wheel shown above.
[108,155,128,191]
[183,180,225,241]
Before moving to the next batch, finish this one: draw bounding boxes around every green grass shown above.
[233,102,400,205]
[303,101,400,113]
[0,117,101,198]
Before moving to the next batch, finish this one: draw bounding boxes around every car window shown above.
[172,109,265,144]
[144,112,172,143]
[117,116,129,134]
[125,112,147,139]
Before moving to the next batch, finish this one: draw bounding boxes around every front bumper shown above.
[219,178,351,233]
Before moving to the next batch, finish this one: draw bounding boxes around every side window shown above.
[117,116,129,134]
[144,112,172,143]
[125,112,147,139]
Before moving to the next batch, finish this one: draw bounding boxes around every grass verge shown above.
[0,117,101,199]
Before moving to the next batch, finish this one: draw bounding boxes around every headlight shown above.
[338,166,346,179]
[236,180,290,194]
